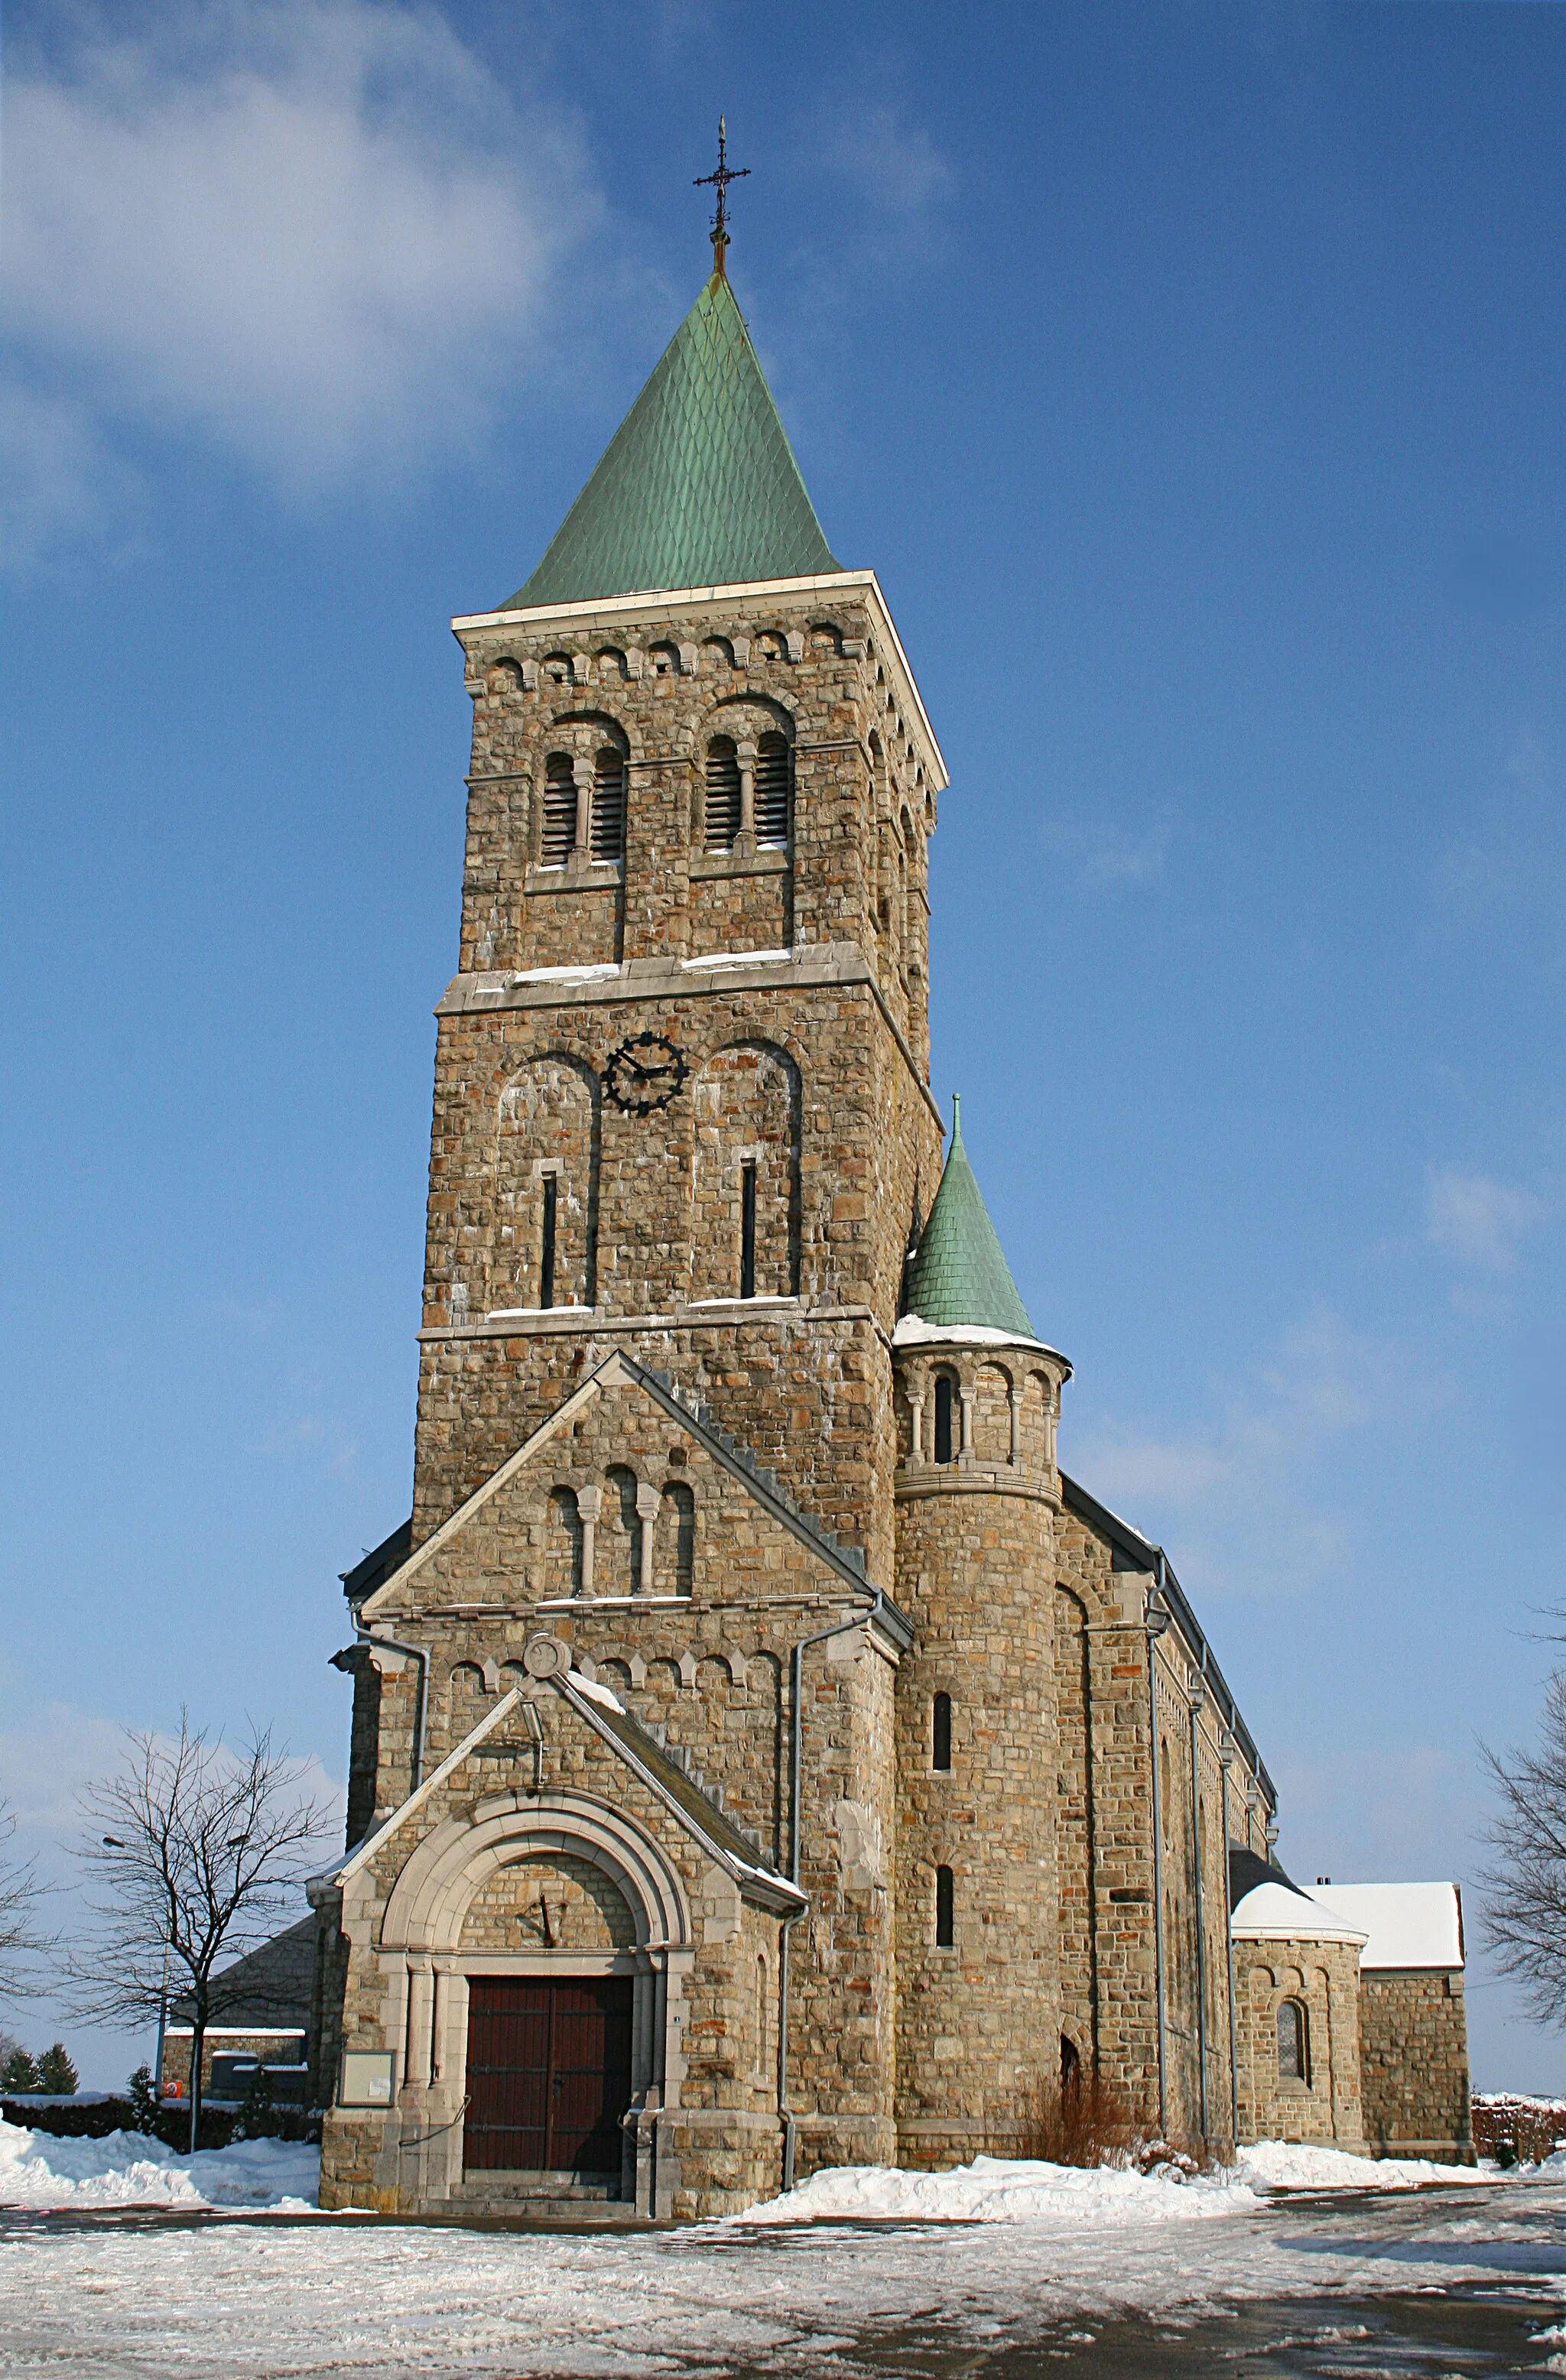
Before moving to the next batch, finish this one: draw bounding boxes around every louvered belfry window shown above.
[705,736,741,850]
[541,754,577,866]
[755,732,791,847]
[591,748,625,862]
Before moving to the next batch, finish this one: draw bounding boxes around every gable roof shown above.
[505,270,842,609]
[1303,1882,1464,1971]
[1059,1470,1276,1809]
[356,1349,912,1636]
[172,1914,316,2028]
[902,1099,1035,1339]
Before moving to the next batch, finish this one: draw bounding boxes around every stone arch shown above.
[486,658,521,696]
[808,620,843,654]
[603,1464,643,1598]
[463,1851,638,1951]
[593,646,628,683]
[647,639,680,679]
[1021,1369,1056,1469]
[690,1039,801,1300]
[380,1792,693,1955]
[490,1054,599,1312]
[701,635,735,670]
[540,650,572,687]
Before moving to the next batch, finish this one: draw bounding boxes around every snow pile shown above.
[0,2118,320,2210]
[736,2141,1499,2226]
[733,2152,1256,2226]
[1236,2140,1490,2192]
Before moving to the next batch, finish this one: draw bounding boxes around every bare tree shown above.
[0,1800,51,2005]
[1480,1668,1566,2024]
[70,1717,332,2150]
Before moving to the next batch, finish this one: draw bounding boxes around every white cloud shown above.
[1069,1305,1444,1598]
[0,0,600,550]
[1425,1167,1545,1274]
[1047,805,1182,888]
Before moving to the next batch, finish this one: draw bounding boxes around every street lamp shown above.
[104,1836,173,2096]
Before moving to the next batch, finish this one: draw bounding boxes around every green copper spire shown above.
[503,269,841,609]
[903,1099,1036,1338]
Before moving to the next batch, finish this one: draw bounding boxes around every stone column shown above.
[577,1485,602,1598]
[635,1481,661,1593]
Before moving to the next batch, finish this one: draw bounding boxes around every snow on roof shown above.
[1230,1881,1368,1946]
[891,1314,1062,1358]
[1303,1882,1464,1971]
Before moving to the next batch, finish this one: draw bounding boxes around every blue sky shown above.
[4,0,1565,2093]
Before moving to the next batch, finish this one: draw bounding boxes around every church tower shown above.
[317,209,956,2218]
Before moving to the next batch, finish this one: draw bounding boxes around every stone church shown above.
[310,221,1468,2218]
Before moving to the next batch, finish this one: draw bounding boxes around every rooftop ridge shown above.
[505,271,840,609]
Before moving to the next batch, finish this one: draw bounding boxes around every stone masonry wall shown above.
[1360,1970,1473,2162]
[1233,1935,1366,2151]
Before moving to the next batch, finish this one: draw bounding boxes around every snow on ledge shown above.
[681,948,793,972]
[567,1669,625,1714]
[505,962,621,985]
[892,1315,1062,1358]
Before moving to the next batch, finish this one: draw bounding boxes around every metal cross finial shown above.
[694,114,749,278]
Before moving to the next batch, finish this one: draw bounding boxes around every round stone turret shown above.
[892,1103,1073,2165]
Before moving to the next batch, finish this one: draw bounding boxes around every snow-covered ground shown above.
[0,2118,319,2210]
[0,2125,1554,2376]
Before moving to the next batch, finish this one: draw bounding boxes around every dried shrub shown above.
[1024,2070,1141,2168]
[1471,2095,1566,2167]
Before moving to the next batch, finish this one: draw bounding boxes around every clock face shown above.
[604,1031,689,1116]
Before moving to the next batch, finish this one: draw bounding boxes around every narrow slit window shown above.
[591,748,625,862]
[932,1692,952,1772]
[755,732,792,847]
[541,754,577,866]
[740,1160,758,1298]
[934,1375,954,1465]
[705,737,741,851]
[935,1865,954,1948]
[539,1176,557,1310]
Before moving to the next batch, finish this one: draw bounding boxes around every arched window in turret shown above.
[755,731,792,848]
[541,752,577,867]
[933,1373,957,1465]
[705,735,741,850]
[1277,1997,1309,2083]
[591,747,625,862]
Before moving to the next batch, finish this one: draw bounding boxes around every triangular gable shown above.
[358,1351,884,1620]
[331,1667,804,1915]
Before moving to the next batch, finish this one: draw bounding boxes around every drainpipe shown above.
[1218,1736,1239,2152]
[359,1626,429,1794]
[1147,1563,1171,2138]
[1189,1676,1210,2146]
[778,1597,876,2195]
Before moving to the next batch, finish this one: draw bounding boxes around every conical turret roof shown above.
[503,269,841,609]
[902,1101,1035,1339]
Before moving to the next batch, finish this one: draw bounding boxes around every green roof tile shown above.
[903,1100,1035,1339]
[504,268,841,609]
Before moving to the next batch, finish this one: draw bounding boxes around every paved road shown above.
[2,2179,1564,2375]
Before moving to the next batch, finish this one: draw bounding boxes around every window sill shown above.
[690,848,790,882]
[524,861,624,895]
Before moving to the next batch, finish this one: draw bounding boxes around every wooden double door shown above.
[463,1976,633,2175]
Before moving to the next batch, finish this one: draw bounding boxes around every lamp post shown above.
[102,1836,173,2102]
